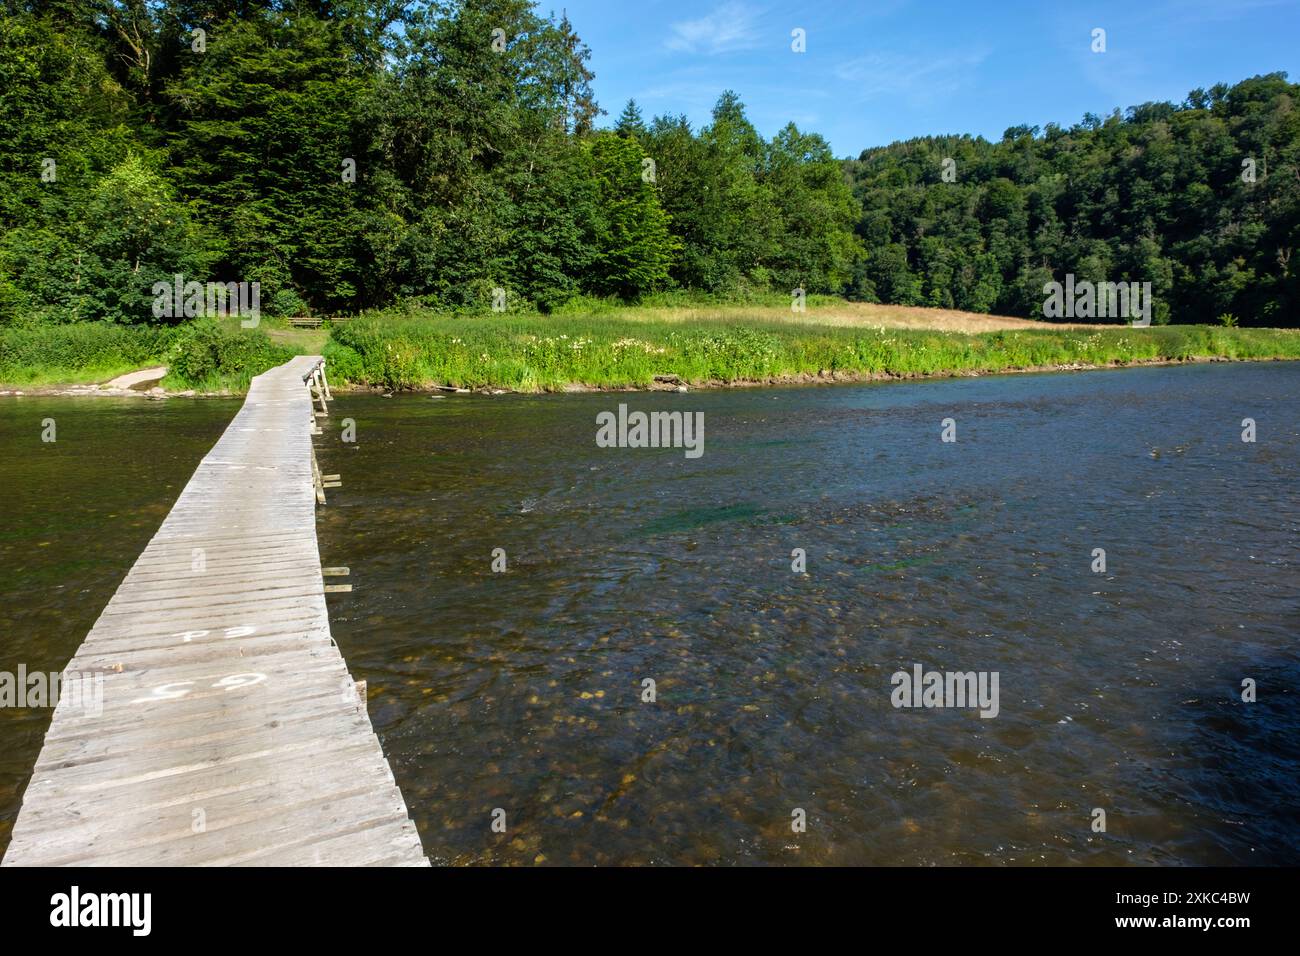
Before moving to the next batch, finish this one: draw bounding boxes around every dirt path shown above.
[105,366,168,389]
[0,366,188,398]
[627,301,1094,332]
[801,302,1094,332]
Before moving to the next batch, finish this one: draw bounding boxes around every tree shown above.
[763,123,862,293]
[615,99,645,138]
[845,72,1300,324]
[165,8,375,313]
[581,133,675,298]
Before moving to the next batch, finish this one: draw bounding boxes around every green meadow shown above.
[323,308,1300,392]
[4,305,1299,394]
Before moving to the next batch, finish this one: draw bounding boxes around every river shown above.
[1,362,1296,864]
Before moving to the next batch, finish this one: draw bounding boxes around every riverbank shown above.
[5,303,1300,396]
[0,319,300,394]
[322,304,1300,393]
[10,352,1293,398]
[533,353,1296,393]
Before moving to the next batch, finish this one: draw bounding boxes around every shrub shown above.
[268,288,311,318]
[165,319,299,390]
[321,340,364,384]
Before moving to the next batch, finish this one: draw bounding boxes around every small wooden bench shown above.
[288,316,352,329]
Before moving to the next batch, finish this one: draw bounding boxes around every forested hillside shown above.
[1,1,1297,326]
[846,74,1300,326]
[0,0,858,323]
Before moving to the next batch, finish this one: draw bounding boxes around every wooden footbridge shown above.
[2,356,428,866]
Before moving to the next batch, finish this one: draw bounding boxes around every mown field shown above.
[4,302,1300,394]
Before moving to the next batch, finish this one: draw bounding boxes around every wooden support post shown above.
[320,362,333,401]
[313,369,328,416]
[310,444,326,505]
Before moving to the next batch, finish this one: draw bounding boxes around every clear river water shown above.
[1,362,1296,864]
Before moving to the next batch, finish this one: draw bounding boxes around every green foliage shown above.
[763,123,863,292]
[0,322,174,383]
[164,10,373,315]
[1,4,1295,330]
[164,319,300,390]
[614,99,646,139]
[319,340,365,384]
[0,10,170,324]
[0,318,298,390]
[361,0,602,310]
[581,133,677,298]
[646,95,776,294]
[68,155,210,322]
[268,288,311,319]
[846,74,1300,325]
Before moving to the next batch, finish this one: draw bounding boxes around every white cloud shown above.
[835,50,988,102]
[666,2,764,55]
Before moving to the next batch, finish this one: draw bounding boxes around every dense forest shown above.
[846,74,1300,326]
[1,1,1297,326]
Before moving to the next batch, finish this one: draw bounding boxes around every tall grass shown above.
[325,309,1300,391]
[0,323,175,386]
[7,311,1298,394]
[0,320,300,391]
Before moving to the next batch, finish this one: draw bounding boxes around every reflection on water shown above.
[2,364,1297,864]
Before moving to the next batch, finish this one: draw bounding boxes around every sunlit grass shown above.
[0,321,300,392]
[6,306,1298,394]
[325,305,1300,391]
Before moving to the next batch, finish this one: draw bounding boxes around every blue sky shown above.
[552,0,1300,156]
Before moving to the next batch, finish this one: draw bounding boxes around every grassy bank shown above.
[0,322,175,387]
[324,305,1300,391]
[0,320,301,392]
[6,303,1300,395]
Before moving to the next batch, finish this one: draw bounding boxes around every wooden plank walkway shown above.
[2,356,428,866]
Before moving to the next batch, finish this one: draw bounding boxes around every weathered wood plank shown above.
[2,356,427,867]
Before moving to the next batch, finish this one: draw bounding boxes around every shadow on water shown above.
[1152,656,1300,865]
